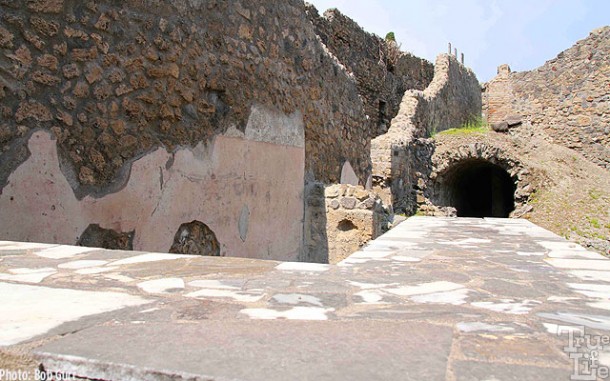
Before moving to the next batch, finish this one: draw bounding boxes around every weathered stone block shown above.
[26,0,64,14]
[15,100,52,122]
[37,54,58,71]
[85,63,103,84]
[62,63,80,79]
[340,197,357,210]
[491,122,509,132]
[72,81,89,98]
[0,26,14,48]
[329,199,340,209]
[324,185,341,198]
[30,16,60,37]
[32,71,60,86]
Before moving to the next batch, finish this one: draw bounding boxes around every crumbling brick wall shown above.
[371,54,482,214]
[483,27,610,169]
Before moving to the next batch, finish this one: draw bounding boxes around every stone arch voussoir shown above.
[429,142,535,217]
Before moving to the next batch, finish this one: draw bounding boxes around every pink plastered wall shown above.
[0,105,305,261]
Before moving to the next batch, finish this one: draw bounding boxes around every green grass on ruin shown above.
[433,117,489,137]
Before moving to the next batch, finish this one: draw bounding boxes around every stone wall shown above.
[324,184,388,264]
[0,0,375,189]
[428,138,536,219]
[305,5,434,137]
[0,0,388,260]
[483,27,610,169]
[371,54,482,213]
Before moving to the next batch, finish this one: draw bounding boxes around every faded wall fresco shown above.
[0,104,305,261]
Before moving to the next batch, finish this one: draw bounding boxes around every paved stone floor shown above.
[1,217,610,380]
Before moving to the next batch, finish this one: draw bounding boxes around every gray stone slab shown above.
[2,216,608,380]
[452,360,571,381]
[35,320,453,381]
[455,334,568,367]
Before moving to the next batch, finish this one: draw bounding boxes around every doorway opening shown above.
[437,159,516,217]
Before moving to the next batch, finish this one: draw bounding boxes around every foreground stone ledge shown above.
[1,217,609,380]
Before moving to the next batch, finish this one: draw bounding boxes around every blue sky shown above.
[307,0,609,82]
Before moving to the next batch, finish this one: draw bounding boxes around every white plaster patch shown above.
[545,258,610,271]
[568,270,610,283]
[547,250,603,259]
[272,293,323,307]
[244,103,304,148]
[0,242,57,251]
[140,307,160,314]
[391,256,422,262]
[375,236,418,245]
[103,274,135,283]
[109,253,192,266]
[360,241,400,251]
[471,299,541,315]
[348,250,392,259]
[75,266,119,275]
[354,290,386,304]
[137,278,185,294]
[439,238,491,245]
[0,282,149,346]
[185,289,265,303]
[567,283,610,299]
[411,288,471,305]
[337,258,367,266]
[537,240,589,252]
[457,322,515,333]
[385,232,425,240]
[36,245,97,259]
[542,323,584,335]
[588,301,610,311]
[508,267,530,273]
[275,262,329,272]
[240,306,334,320]
[547,296,579,303]
[0,268,57,283]
[405,216,448,227]
[339,257,390,266]
[347,281,398,290]
[538,312,610,331]
[386,281,464,297]
[340,161,359,186]
[339,250,394,265]
[188,280,241,289]
[498,230,521,236]
[566,285,610,310]
[516,251,545,257]
[58,260,108,269]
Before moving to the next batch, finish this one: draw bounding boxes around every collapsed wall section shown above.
[483,27,610,169]
[305,5,434,137]
[371,54,482,214]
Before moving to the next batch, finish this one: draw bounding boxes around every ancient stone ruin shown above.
[0,0,608,261]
